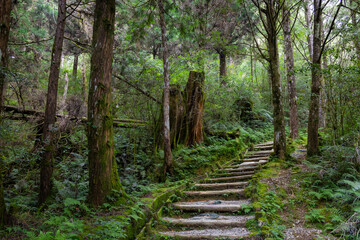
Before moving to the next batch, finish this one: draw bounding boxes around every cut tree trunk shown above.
[39,0,66,205]
[87,0,125,206]
[183,71,205,146]
[169,84,185,147]
[307,0,322,156]
[282,4,299,139]
[0,0,12,113]
[158,0,173,177]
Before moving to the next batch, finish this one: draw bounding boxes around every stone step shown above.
[194,181,249,190]
[230,160,268,168]
[203,174,253,183]
[212,170,255,178]
[184,189,245,198]
[254,145,273,150]
[173,200,250,212]
[242,157,269,162]
[254,141,273,147]
[162,215,254,228]
[246,150,273,155]
[223,165,259,172]
[158,227,252,239]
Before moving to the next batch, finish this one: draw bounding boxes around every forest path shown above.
[155,141,274,239]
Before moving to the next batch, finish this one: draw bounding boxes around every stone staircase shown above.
[155,141,274,239]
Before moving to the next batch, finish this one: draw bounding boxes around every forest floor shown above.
[266,147,339,239]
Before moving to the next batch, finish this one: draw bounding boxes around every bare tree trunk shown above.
[158,0,173,177]
[304,0,313,62]
[282,4,299,139]
[82,62,87,103]
[39,0,66,205]
[72,54,79,82]
[0,0,12,113]
[87,0,125,206]
[266,1,286,159]
[219,49,227,86]
[60,73,69,114]
[307,0,322,156]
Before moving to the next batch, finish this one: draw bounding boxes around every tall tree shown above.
[0,0,12,112]
[87,0,125,206]
[251,0,287,159]
[39,0,66,205]
[307,0,341,156]
[304,0,313,61]
[158,0,173,176]
[282,3,299,139]
[0,0,12,226]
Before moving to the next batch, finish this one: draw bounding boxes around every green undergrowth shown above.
[298,145,360,239]
[245,160,286,239]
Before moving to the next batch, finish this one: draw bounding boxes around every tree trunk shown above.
[183,71,205,146]
[304,0,313,62]
[60,73,69,114]
[219,49,227,86]
[82,62,87,104]
[87,0,124,206]
[158,0,173,177]
[169,84,185,148]
[307,0,322,156]
[266,2,286,159]
[39,0,66,205]
[0,0,12,113]
[282,4,299,139]
[72,54,79,82]
[0,0,12,226]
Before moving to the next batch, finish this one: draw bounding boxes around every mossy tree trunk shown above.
[87,0,125,206]
[307,0,322,156]
[265,0,287,159]
[0,0,12,113]
[0,0,12,226]
[183,71,205,146]
[72,54,79,82]
[169,84,185,148]
[39,0,66,205]
[282,3,299,139]
[158,0,173,177]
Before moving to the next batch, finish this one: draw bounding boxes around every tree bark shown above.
[60,73,69,114]
[219,49,227,86]
[304,0,313,62]
[282,4,299,139]
[266,0,287,159]
[39,0,66,205]
[87,0,124,206]
[0,0,12,113]
[0,0,12,226]
[183,71,205,146]
[81,62,87,104]
[307,0,322,156]
[158,0,173,177]
[72,54,79,82]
